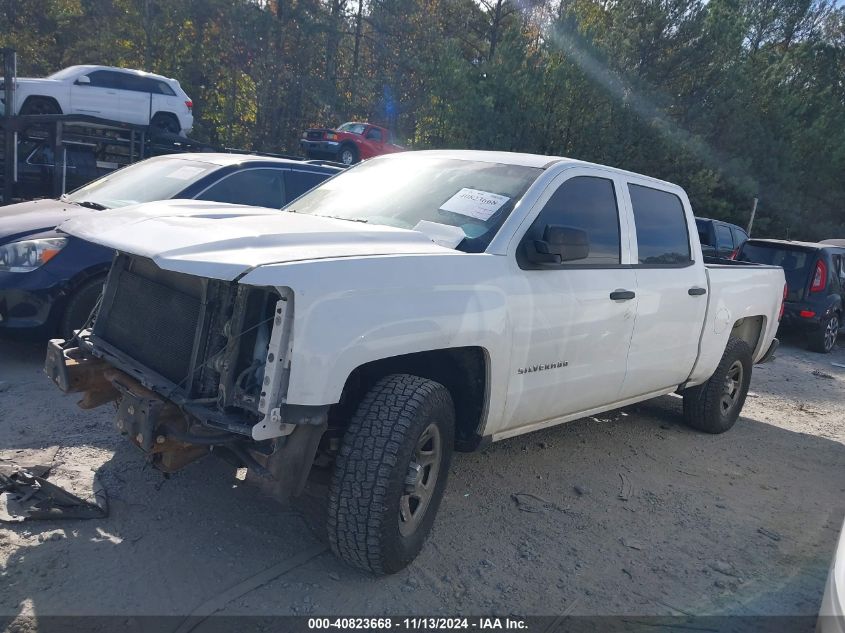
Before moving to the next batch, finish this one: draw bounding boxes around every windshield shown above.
[336,122,366,135]
[286,155,542,252]
[47,67,84,80]
[64,156,217,209]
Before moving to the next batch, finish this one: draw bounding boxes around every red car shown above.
[300,122,404,165]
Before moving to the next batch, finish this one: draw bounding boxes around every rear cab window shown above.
[715,224,733,249]
[628,184,691,265]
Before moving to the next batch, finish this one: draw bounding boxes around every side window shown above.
[715,224,733,249]
[120,74,149,93]
[87,71,123,89]
[629,184,692,265]
[733,227,749,247]
[195,169,286,209]
[833,254,845,286]
[149,79,176,96]
[284,170,330,202]
[521,175,621,266]
[366,128,383,141]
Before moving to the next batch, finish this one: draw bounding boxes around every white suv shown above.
[6,65,193,135]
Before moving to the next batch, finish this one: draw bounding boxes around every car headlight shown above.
[0,237,68,272]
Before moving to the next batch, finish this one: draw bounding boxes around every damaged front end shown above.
[45,253,326,501]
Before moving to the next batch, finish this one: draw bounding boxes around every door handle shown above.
[688,287,707,296]
[610,289,636,301]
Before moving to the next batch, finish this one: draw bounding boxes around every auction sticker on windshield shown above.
[440,188,510,221]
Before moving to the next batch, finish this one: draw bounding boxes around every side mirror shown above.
[75,75,91,86]
[525,225,590,265]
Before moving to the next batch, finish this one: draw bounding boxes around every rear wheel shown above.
[682,337,752,434]
[808,312,840,354]
[59,276,105,340]
[151,112,181,136]
[20,97,61,116]
[327,374,454,575]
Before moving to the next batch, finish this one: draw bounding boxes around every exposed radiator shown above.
[96,258,202,386]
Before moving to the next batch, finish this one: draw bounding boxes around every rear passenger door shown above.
[618,182,708,399]
[503,170,638,432]
[116,73,153,125]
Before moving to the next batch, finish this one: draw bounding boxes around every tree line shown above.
[2,0,844,239]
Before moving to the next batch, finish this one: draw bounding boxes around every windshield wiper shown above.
[73,200,109,211]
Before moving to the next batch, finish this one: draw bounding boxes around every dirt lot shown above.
[1,335,844,624]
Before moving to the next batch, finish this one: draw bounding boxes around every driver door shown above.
[70,70,121,120]
[502,170,638,434]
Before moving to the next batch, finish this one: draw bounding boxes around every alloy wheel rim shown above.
[341,150,354,165]
[399,423,442,537]
[825,316,839,351]
[720,360,744,414]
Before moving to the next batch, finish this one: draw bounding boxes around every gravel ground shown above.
[0,335,843,623]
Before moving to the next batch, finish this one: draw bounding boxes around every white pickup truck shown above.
[46,150,786,574]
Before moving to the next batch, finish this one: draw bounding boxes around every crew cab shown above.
[300,122,404,165]
[2,65,193,135]
[695,217,749,259]
[45,151,785,575]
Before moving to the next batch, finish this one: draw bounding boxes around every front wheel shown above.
[808,312,840,354]
[682,337,752,434]
[59,276,105,340]
[20,97,61,116]
[339,145,358,165]
[328,374,454,575]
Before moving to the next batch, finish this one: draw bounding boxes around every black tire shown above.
[151,112,181,135]
[328,374,454,575]
[339,144,358,166]
[59,276,105,340]
[20,97,61,116]
[682,337,752,434]
[808,312,840,354]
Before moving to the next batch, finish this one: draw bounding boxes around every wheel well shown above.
[329,347,488,452]
[731,316,765,355]
[151,111,180,129]
[21,95,62,113]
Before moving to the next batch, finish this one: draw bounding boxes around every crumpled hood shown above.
[58,199,457,280]
[0,198,94,242]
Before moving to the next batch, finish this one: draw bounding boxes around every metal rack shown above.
[0,49,214,204]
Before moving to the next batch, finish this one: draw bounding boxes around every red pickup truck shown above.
[300,122,404,165]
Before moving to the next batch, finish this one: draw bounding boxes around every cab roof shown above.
[385,150,679,188]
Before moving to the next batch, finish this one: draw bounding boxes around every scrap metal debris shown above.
[511,492,565,513]
[618,473,632,501]
[0,455,107,522]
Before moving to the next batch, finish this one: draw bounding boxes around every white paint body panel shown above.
[63,151,785,442]
[59,199,457,280]
[819,519,845,632]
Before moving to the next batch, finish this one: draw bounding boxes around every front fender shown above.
[238,253,511,407]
